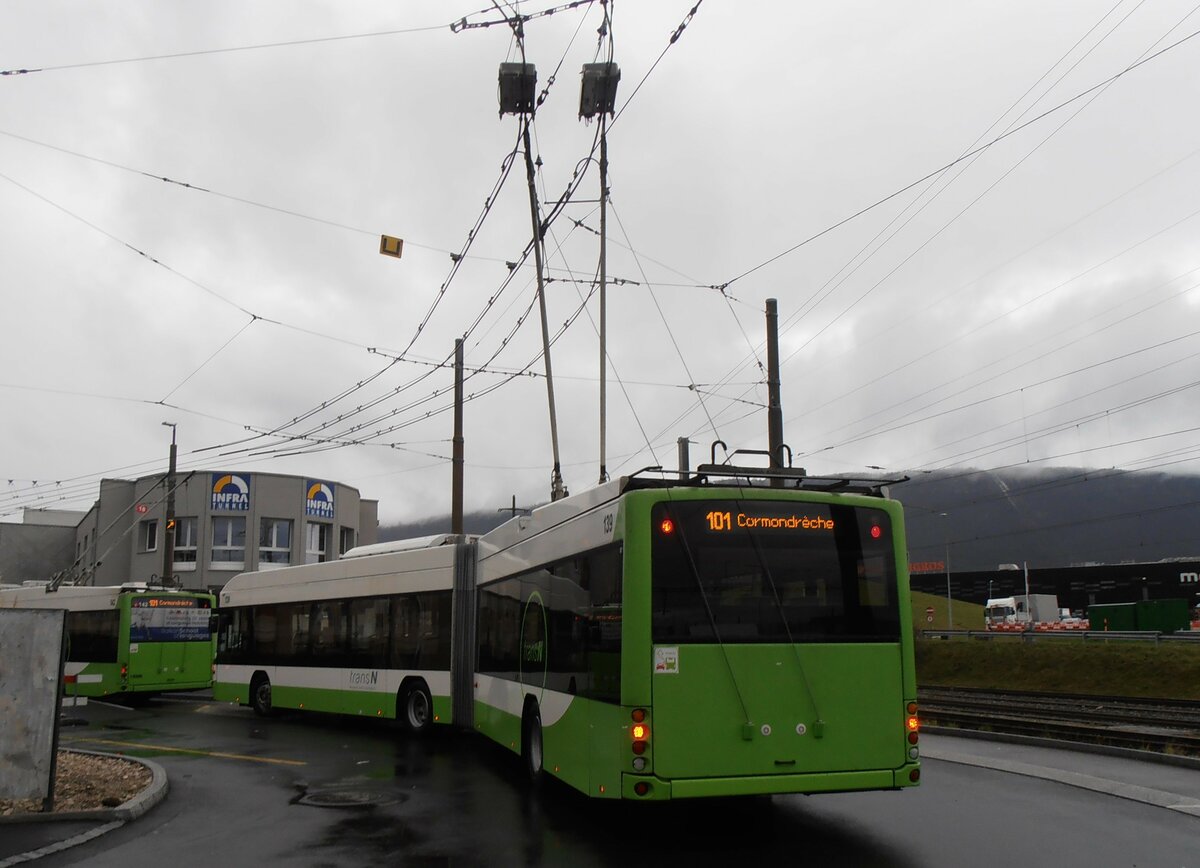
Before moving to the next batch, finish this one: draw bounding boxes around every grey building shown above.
[0,509,85,585]
[12,472,376,593]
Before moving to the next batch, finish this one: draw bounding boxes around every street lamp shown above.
[940,512,953,629]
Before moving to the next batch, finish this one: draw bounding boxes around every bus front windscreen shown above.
[651,500,901,643]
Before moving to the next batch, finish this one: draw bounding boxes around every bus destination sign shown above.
[129,598,211,642]
[705,510,835,533]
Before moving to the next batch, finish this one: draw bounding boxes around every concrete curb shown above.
[923,729,1200,819]
[0,750,167,865]
[0,820,125,867]
[922,725,1200,770]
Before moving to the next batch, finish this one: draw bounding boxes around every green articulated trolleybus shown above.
[0,583,217,698]
[213,462,921,800]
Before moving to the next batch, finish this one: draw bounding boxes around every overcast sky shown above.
[3,0,1200,527]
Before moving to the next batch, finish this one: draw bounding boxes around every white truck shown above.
[985,594,1061,629]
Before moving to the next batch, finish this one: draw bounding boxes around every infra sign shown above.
[211,473,250,511]
[305,480,335,519]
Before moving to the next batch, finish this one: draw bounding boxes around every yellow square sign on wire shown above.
[379,235,404,258]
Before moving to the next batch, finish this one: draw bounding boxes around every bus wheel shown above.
[399,682,433,735]
[522,700,543,784]
[250,675,273,717]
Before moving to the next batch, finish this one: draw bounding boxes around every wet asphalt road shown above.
[33,696,1200,867]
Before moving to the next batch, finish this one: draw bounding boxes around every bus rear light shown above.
[906,716,919,733]
[659,518,675,535]
[634,781,651,797]
[907,701,918,715]
[120,665,128,677]
[908,746,919,760]
[908,731,919,745]
[632,757,647,771]
[632,741,647,756]
[631,708,646,723]
[909,769,920,783]
[631,723,648,740]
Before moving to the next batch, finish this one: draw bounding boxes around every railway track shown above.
[917,687,1200,757]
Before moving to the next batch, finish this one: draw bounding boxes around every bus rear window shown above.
[651,500,900,643]
[66,610,120,662]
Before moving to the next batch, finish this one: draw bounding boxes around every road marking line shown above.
[68,737,307,766]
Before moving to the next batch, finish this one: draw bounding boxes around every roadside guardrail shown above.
[920,629,1200,644]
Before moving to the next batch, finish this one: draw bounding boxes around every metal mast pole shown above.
[522,119,565,501]
[452,338,464,534]
[766,298,784,488]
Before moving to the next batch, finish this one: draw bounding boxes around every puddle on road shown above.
[317,812,432,856]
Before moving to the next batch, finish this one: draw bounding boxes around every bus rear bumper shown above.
[622,764,920,800]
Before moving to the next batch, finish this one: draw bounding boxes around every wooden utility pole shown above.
[161,422,177,583]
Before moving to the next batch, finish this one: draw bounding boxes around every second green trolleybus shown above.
[214,463,921,800]
[0,583,216,698]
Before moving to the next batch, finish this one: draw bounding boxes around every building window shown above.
[140,520,159,553]
[173,517,199,571]
[305,522,329,564]
[260,518,292,568]
[212,516,247,570]
[339,526,356,556]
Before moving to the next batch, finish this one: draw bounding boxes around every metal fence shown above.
[920,629,1200,644]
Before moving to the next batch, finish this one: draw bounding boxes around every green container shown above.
[1133,599,1190,634]
[1088,603,1137,632]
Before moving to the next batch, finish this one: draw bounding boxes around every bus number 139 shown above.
[706,510,732,531]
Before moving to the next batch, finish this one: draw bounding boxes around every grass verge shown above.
[916,637,1200,700]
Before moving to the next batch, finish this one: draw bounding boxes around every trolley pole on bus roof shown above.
[522,121,566,502]
[597,115,610,486]
[452,339,464,535]
[580,57,619,486]
[161,422,177,585]
[499,59,566,502]
[766,299,784,488]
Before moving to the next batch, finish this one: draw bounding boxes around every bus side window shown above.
[311,600,348,666]
[348,596,389,668]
